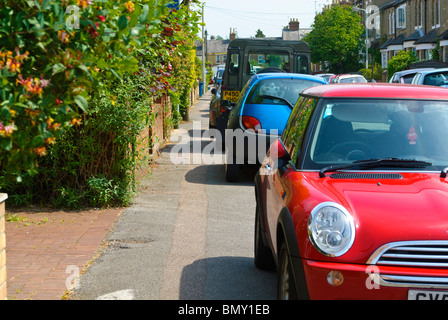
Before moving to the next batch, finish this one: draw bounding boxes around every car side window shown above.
[298,55,309,74]
[282,96,318,165]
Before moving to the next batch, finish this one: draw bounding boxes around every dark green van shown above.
[221,38,311,104]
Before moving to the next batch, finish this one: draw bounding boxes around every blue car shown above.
[225,73,326,182]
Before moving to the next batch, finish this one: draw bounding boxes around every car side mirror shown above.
[268,139,290,172]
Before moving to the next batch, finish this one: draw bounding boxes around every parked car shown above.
[333,74,367,83]
[411,68,448,87]
[316,73,334,83]
[389,68,434,84]
[209,85,221,129]
[254,83,448,300]
[213,67,225,87]
[225,73,326,182]
[328,74,338,83]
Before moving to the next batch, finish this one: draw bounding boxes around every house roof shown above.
[404,29,424,42]
[439,29,448,41]
[379,38,393,50]
[389,34,405,45]
[414,29,438,44]
[206,39,230,54]
[380,0,407,10]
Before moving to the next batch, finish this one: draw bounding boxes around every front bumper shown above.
[302,259,448,300]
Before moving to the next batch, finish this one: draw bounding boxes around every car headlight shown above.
[308,202,355,257]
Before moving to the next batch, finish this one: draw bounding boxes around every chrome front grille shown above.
[369,241,448,267]
[367,241,448,289]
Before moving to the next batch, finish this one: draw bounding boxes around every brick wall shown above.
[149,94,171,157]
[0,193,7,300]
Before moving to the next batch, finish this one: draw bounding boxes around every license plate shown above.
[223,90,240,102]
[408,289,448,300]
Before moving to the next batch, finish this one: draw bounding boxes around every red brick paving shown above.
[5,207,121,300]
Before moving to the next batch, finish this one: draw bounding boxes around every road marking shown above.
[96,289,135,300]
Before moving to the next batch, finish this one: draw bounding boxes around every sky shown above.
[200,0,332,39]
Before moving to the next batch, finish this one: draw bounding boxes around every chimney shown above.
[229,28,236,40]
[288,19,299,31]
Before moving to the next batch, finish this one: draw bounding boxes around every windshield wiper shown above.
[259,94,294,108]
[319,158,432,178]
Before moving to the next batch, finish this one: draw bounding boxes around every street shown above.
[70,91,276,300]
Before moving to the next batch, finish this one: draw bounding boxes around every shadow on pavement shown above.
[185,164,258,187]
[179,256,276,300]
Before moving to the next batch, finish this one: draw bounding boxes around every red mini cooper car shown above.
[254,83,448,300]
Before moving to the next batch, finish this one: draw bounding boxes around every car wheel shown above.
[254,201,275,270]
[278,242,298,300]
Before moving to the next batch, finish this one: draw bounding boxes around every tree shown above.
[304,5,363,73]
[255,29,265,38]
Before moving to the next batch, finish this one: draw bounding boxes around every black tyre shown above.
[254,201,275,270]
[277,242,298,300]
[225,161,239,182]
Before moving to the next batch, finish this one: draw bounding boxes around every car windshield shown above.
[246,78,321,107]
[423,72,448,87]
[308,98,448,170]
[247,50,290,74]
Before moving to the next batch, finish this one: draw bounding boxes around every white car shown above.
[334,74,367,83]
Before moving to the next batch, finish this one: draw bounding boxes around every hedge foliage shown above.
[0,0,202,207]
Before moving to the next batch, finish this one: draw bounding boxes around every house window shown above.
[216,55,221,63]
[415,0,422,28]
[397,5,406,29]
[389,11,395,34]
[389,13,393,34]
[432,0,440,28]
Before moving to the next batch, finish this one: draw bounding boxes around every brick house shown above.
[354,0,448,70]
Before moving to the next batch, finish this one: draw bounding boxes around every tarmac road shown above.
[70,91,276,300]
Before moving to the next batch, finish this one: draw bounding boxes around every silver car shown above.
[411,68,448,87]
[389,68,434,84]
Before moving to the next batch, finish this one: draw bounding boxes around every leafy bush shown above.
[0,0,202,207]
[387,50,419,81]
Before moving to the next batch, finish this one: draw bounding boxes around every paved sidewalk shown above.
[4,92,210,300]
[5,206,122,300]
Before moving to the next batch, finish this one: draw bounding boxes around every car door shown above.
[263,96,319,254]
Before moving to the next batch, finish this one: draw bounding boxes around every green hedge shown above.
[0,0,202,207]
